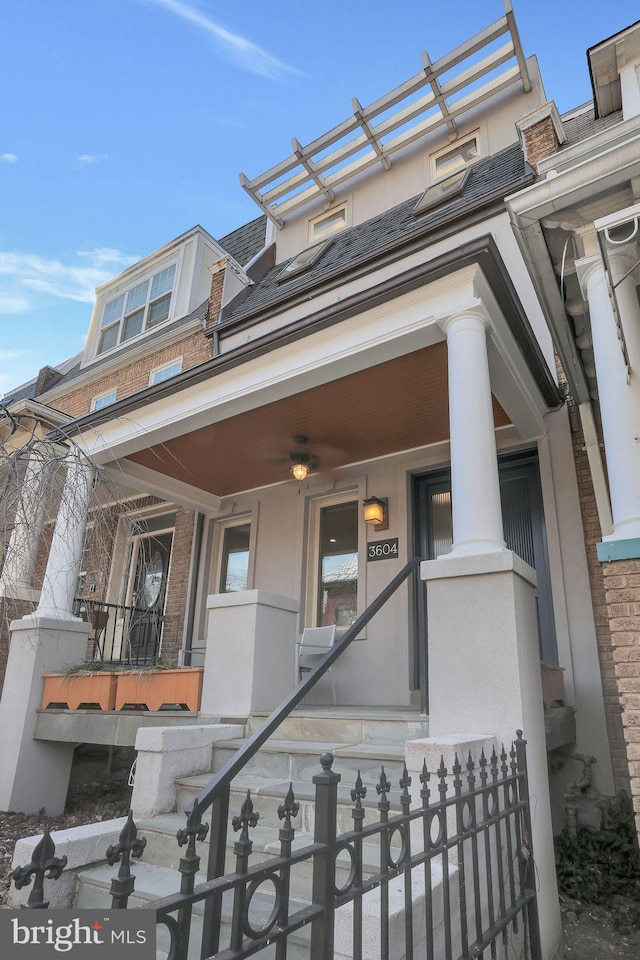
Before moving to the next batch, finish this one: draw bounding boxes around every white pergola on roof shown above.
[240,2,531,227]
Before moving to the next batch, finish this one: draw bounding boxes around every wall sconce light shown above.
[363,496,388,530]
[290,461,310,482]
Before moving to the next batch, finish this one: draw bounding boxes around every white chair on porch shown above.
[295,625,337,705]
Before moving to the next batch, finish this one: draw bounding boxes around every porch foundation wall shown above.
[0,614,92,814]
[421,549,561,960]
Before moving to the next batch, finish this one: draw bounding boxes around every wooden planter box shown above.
[115,668,204,712]
[41,672,118,710]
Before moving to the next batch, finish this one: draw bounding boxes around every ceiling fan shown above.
[288,435,319,481]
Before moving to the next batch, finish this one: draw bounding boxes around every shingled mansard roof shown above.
[219,142,533,329]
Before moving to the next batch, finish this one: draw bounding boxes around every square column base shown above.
[202,591,299,717]
[0,614,92,814]
[421,550,561,960]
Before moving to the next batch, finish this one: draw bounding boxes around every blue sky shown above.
[1,0,638,395]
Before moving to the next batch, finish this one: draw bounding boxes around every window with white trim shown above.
[91,389,117,411]
[306,491,363,630]
[430,132,479,180]
[149,359,182,386]
[97,263,176,356]
[309,204,348,242]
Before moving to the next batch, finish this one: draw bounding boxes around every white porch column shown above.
[36,449,95,620]
[440,308,505,556]
[0,453,51,601]
[578,252,640,541]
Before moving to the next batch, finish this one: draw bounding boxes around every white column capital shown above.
[574,255,603,298]
[576,248,640,298]
[438,302,490,337]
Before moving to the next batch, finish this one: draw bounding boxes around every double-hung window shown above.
[97,264,176,355]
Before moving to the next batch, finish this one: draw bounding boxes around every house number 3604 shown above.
[367,538,399,561]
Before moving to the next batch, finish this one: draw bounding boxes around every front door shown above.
[413,450,556,707]
[127,531,173,664]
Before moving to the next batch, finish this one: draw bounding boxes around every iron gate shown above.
[13,733,541,960]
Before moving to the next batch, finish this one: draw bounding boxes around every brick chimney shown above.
[204,259,227,331]
[515,101,567,172]
[34,365,63,397]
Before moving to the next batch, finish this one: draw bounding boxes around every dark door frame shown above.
[412,448,557,712]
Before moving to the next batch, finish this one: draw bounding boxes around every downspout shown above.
[180,511,205,666]
[578,401,613,537]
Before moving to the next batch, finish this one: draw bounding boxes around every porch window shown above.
[317,501,358,627]
[220,523,251,593]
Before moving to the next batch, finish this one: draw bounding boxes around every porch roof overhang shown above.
[506,117,640,404]
[51,237,559,510]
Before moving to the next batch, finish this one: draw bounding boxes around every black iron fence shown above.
[13,735,541,960]
[14,562,542,957]
[73,598,164,665]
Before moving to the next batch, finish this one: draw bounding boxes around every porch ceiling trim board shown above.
[102,460,222,516]
[52,237,559,457]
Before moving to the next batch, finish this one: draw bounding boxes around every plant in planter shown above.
[41,660,204,712]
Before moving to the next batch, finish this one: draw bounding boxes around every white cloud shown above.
[0,247,139,307]
[1,153,18,164]
[0,293,30,314]
[145,0,302,79]
[76,153,98,167]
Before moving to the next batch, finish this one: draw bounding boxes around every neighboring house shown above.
[2,11,640,954]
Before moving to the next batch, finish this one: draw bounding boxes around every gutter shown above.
[48,232,560,447]
[213,173,535,336]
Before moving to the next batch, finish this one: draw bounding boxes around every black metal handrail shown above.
[193,555,422,816]
[194,554,422,957]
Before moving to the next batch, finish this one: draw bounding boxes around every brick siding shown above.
[46,330,212,419]
[206,269,225,329]
[161,507,196,665]
[602,558,640,835]
[521,116,558,171]
[566,396,630,793]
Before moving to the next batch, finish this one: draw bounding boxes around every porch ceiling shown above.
[127,342,509,497]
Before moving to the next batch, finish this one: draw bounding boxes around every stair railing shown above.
[195,554,422,958]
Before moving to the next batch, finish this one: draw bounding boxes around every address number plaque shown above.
[367,538,399,562]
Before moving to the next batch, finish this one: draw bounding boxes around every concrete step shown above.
[246,708,429,745]
[135,812,395,903]
[176,771,404,833]
[75,861,312,959]
[212,737,407,785]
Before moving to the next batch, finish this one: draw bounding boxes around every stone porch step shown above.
[246,707,429,745]
[75,861,312,959]
[212,737,408,784]
[175,770,403,833]
[135,813,391,901]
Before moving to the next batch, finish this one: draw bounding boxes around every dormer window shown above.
[97,264,176,355]
[309,205,348,242]
[431,132,479,180]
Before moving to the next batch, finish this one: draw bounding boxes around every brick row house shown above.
[2,10,640,954]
